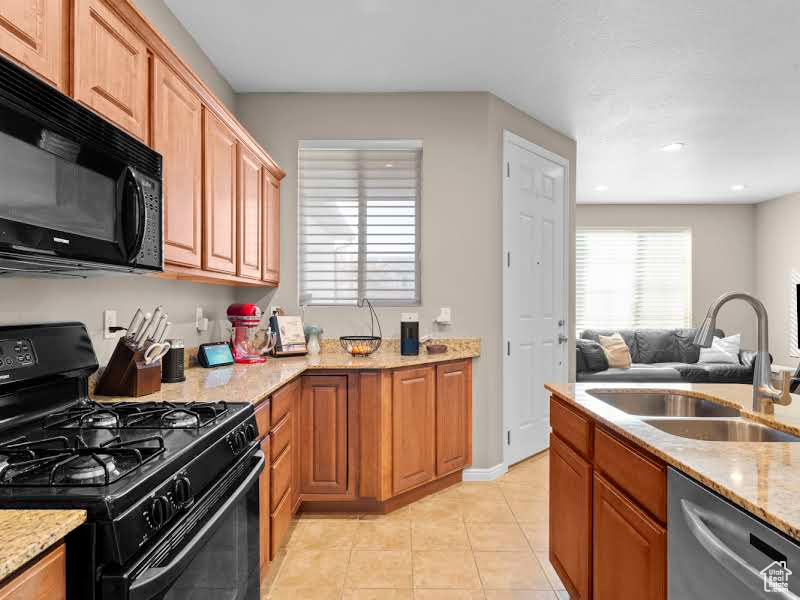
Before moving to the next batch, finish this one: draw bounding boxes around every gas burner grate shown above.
[42,400,229,430]
[0,434,165,486]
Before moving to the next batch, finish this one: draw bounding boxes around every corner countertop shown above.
[0,510,86,581]
[94,339,480,406]
[545,382,800,541]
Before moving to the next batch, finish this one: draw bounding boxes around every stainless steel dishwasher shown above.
[669,468,800,599]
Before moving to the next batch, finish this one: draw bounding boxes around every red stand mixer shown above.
[226,303,275,364]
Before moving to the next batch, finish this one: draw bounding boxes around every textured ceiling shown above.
[164,0,800,204]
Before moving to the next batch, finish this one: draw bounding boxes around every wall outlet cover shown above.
[401,312,419,322]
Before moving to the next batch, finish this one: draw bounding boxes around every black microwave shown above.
[0,54,162,275]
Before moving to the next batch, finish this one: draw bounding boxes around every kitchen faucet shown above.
[694,291,792,414]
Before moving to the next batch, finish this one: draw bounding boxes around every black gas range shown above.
[0,323,263,600]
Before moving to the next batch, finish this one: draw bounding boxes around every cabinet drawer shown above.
[270,443,292,506]
[255,399,270,438]
[271,380,298,427]
[550,396,592,458]
[594,428,666,522]
[0,541,66,600]
[270,487,293,560]
[270,413,292,461]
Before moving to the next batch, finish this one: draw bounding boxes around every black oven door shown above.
[101,449,264,600]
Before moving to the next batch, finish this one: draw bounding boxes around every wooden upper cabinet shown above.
[153,58,202,268]
[237,145,263,279]
[0,0,67,90]
[202,110,238,274]
[262,170,281,284]
[392,366,436,495]
[300,376,348,495]
[593,473,666,600]
[73,0,148,141]
[549,432,592,600]
[435,361,472,476]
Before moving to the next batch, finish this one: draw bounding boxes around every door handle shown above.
[558,334,569,344]
[681,499,800,599]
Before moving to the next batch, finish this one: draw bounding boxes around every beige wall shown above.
[755,193,800,367]
[133,0,236,110]
[235,92,576,469]
[576,204,758,348]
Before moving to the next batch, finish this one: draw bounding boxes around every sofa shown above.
[576,328,760,383]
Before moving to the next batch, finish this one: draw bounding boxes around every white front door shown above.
[503,131,569,467]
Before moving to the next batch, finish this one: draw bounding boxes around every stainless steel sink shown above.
[642,418,800,442]
[588,390,741,418]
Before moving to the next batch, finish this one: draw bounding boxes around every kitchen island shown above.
[545,381,800,600]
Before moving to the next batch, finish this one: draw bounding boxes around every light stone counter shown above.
[0,509,86,581]
[546,382,800,541]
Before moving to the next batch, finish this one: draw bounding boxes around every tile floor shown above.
[263,451,570,599]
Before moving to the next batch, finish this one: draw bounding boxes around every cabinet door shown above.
[593,473,666,600]
[73,0,148,140]
[153,59,202,268]
[0,542,66,600]
[262,170,281,283]
[435,360,471,476]
[258,435,270,572]
[392,366,436,495]
[0,0,67,90]
[237,146,263,279]
[550,433,592,600]
[300,376,348,495]
[202,111,237,274]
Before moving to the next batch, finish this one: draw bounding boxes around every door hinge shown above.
[507,430,511,445]
[507,341,511,356]
[506,251,511,268]
[506,162,510,178]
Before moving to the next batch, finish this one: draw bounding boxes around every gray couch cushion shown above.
[674,328,725,363]
[577,363,684,383]
[576,339,608,372]
[635,329,678,363]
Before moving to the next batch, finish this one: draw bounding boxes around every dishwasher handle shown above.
[682,499,799,599]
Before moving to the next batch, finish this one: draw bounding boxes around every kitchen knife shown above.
[125,308,144,340]
[157,322,171,344]
[142,306,163,341]
[151,315,169,343]
[133,312,152,348]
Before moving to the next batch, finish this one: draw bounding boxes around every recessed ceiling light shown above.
[661,142,685,152]
[384,163,393,168]
[730,184,746,191]
[594,185,609,192]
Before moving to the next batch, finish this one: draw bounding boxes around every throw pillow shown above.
[698,334,741,364]
[598,333,632,369]
[577,339,609,372]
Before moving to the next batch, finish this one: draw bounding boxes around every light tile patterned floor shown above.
[263,451,571,600]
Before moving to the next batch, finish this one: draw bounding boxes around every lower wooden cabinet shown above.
[0,542,66,600]
[300,376,348,495]
[258,435,270,572]
[549,432,592,600]
[435,361,471,476]
[593,473,666,600]
[392,366,436,495]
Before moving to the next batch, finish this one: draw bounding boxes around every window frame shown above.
[297,139,422,307]
[575,225,693,332]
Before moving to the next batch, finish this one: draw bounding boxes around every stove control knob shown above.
[173,476,192,505]
[245,424,257,442]
[149,495,172,528]
[236,429,248,449]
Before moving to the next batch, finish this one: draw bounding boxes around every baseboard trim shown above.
[462,463,507,481]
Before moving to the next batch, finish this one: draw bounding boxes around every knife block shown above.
[95,338,162,397]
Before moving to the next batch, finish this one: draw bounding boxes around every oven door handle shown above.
[128,450,264,600]
[681,499,799,599]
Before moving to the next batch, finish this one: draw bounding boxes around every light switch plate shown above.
[103,309,117,339]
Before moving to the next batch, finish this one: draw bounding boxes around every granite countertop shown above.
[545,382,800,541]
[0,510,86,581]
[94,339,480,405]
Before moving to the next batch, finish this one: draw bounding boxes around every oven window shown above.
[0,130,117,241]
[159,477,260,600]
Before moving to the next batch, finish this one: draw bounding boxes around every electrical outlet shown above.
[103,309,117,339]
[195,306,209,332]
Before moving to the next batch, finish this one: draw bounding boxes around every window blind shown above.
[576,227,691,332]
[298,141,421,306]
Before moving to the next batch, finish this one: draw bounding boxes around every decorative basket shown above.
[340,298,383,356]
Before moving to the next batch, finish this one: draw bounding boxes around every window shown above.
[298,140,421,306]
[576,227,691,331]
